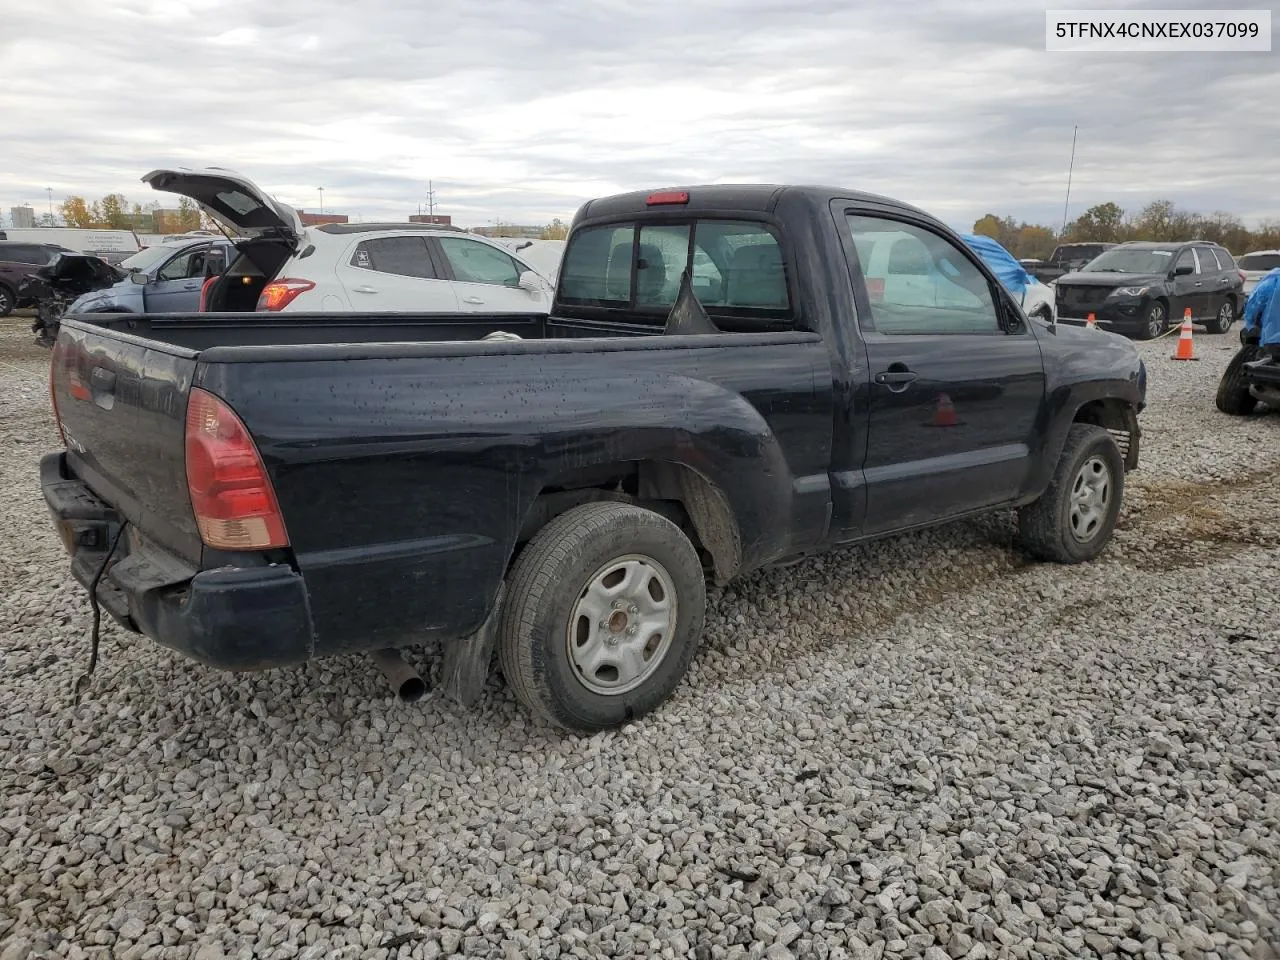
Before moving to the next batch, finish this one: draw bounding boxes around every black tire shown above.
[1205,298,1235,335]
[0,285,14,318]
[498,501,707,732]
[1136,300,1168,340]
[1018,424,1125,564]
[1216,345,1261,416]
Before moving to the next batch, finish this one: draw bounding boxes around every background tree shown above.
[1067,202,1125,243]
[539,218,568,240]
[99,193,131,229]
[1014,224,1057,260]
[176,197,202,232]
[60,196,96,228]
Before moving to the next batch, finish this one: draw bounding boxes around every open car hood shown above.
[142,167,303,243]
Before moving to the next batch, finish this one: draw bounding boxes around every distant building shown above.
[10,206,36,228]
[123,211,157,232]
[151,208,191,233]
[471,224,543,239]
[409,214,452,225]
[298,209,349,226]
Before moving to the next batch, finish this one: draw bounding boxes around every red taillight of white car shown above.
[185,387,289,551]
[256,278,316,312]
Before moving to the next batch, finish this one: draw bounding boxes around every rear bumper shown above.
[41,451,315,671]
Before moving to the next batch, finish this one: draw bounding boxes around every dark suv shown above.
[1026,242,1116,284]
[1054,240,1244,339]
[0,241,75,317]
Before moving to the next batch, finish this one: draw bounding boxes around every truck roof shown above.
[578,184,931,222]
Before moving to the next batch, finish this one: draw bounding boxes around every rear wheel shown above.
[1205,299,1235,335]
[1136,300,1168,340]
[1018,424,1124,564]
[498,501,707,732]
[1216,344,1261,416]
[0,285,13,318]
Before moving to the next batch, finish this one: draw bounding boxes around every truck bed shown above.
[79,309,659,352]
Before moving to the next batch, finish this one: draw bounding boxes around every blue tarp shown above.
[1242,268,1280,346]
[961,233,1033,302]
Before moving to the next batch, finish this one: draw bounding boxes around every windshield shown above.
[119,245,179,273]
[1081,248,1175,275]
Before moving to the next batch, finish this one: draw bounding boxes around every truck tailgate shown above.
[51,319,203,565]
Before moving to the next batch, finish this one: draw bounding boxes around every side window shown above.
[1214,248,1235,270]
[157,245,208,281]
[350,237,436,279]
[846,214,999,335]
[1194,248,1220,273]
[1175,249,1196,274]
[559,225,635,304]
[438,237,521,287]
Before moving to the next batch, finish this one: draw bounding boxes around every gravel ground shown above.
[1,318,1277,960]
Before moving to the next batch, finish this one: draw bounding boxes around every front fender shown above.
[1025,321,1144,496]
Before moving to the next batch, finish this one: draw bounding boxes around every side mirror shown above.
[1174,264,1194,276]
[129,272,148,285]
[517,271,545,295]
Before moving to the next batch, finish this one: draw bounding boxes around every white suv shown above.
[141,167,554,314]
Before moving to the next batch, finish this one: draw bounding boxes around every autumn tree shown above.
[60,196,96,228]
[1014,224,1057,260]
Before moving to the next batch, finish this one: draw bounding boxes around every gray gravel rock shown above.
[1,326,1278,960]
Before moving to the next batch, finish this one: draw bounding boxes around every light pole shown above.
[317,187,325,215]
[46,187,54,225]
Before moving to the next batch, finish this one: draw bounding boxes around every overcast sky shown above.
[2,0,1277,232]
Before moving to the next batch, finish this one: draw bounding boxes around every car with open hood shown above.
[1054,240,1244,339]
[67,235,235,316]
[139,167,555,315]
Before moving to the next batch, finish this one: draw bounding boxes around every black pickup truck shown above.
[42,184,1146,731]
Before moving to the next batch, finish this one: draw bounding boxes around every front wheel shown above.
[1018,424,1125,564]
[0,285,14,318]
[1205,299,1235,335]
[1136,300,1168,340]
[498,501,707,732]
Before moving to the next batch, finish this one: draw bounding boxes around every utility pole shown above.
[426,180,436,218]
[317,186,325,215]
[1061,125,1078,238]
[46,187,54,225]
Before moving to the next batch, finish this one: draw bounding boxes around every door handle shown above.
[1193,282,1203,287]
[874,365,918,392]
[463,297,485,305]
[183,281,200,290]
[351,285,378,294]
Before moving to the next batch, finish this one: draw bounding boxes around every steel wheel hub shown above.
[566,554,677,696]
[1069,456,1111,543]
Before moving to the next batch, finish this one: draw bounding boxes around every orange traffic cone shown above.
[1172,308,1197,361]
[933,393,959,427]
[1086,312,1097,330]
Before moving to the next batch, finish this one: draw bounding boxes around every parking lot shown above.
[1,316,1277,959]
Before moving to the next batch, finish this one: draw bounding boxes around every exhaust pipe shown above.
[369,648,427,703]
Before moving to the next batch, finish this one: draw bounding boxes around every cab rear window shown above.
[559,219,792,328]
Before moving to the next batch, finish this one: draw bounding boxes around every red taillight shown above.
[256,278,315,312]
[1239,270,1247,283]
[198,275,218,312]
[645,190,689,206]
[184,387,288,550]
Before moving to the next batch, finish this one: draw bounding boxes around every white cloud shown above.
[2,0,1277,230]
